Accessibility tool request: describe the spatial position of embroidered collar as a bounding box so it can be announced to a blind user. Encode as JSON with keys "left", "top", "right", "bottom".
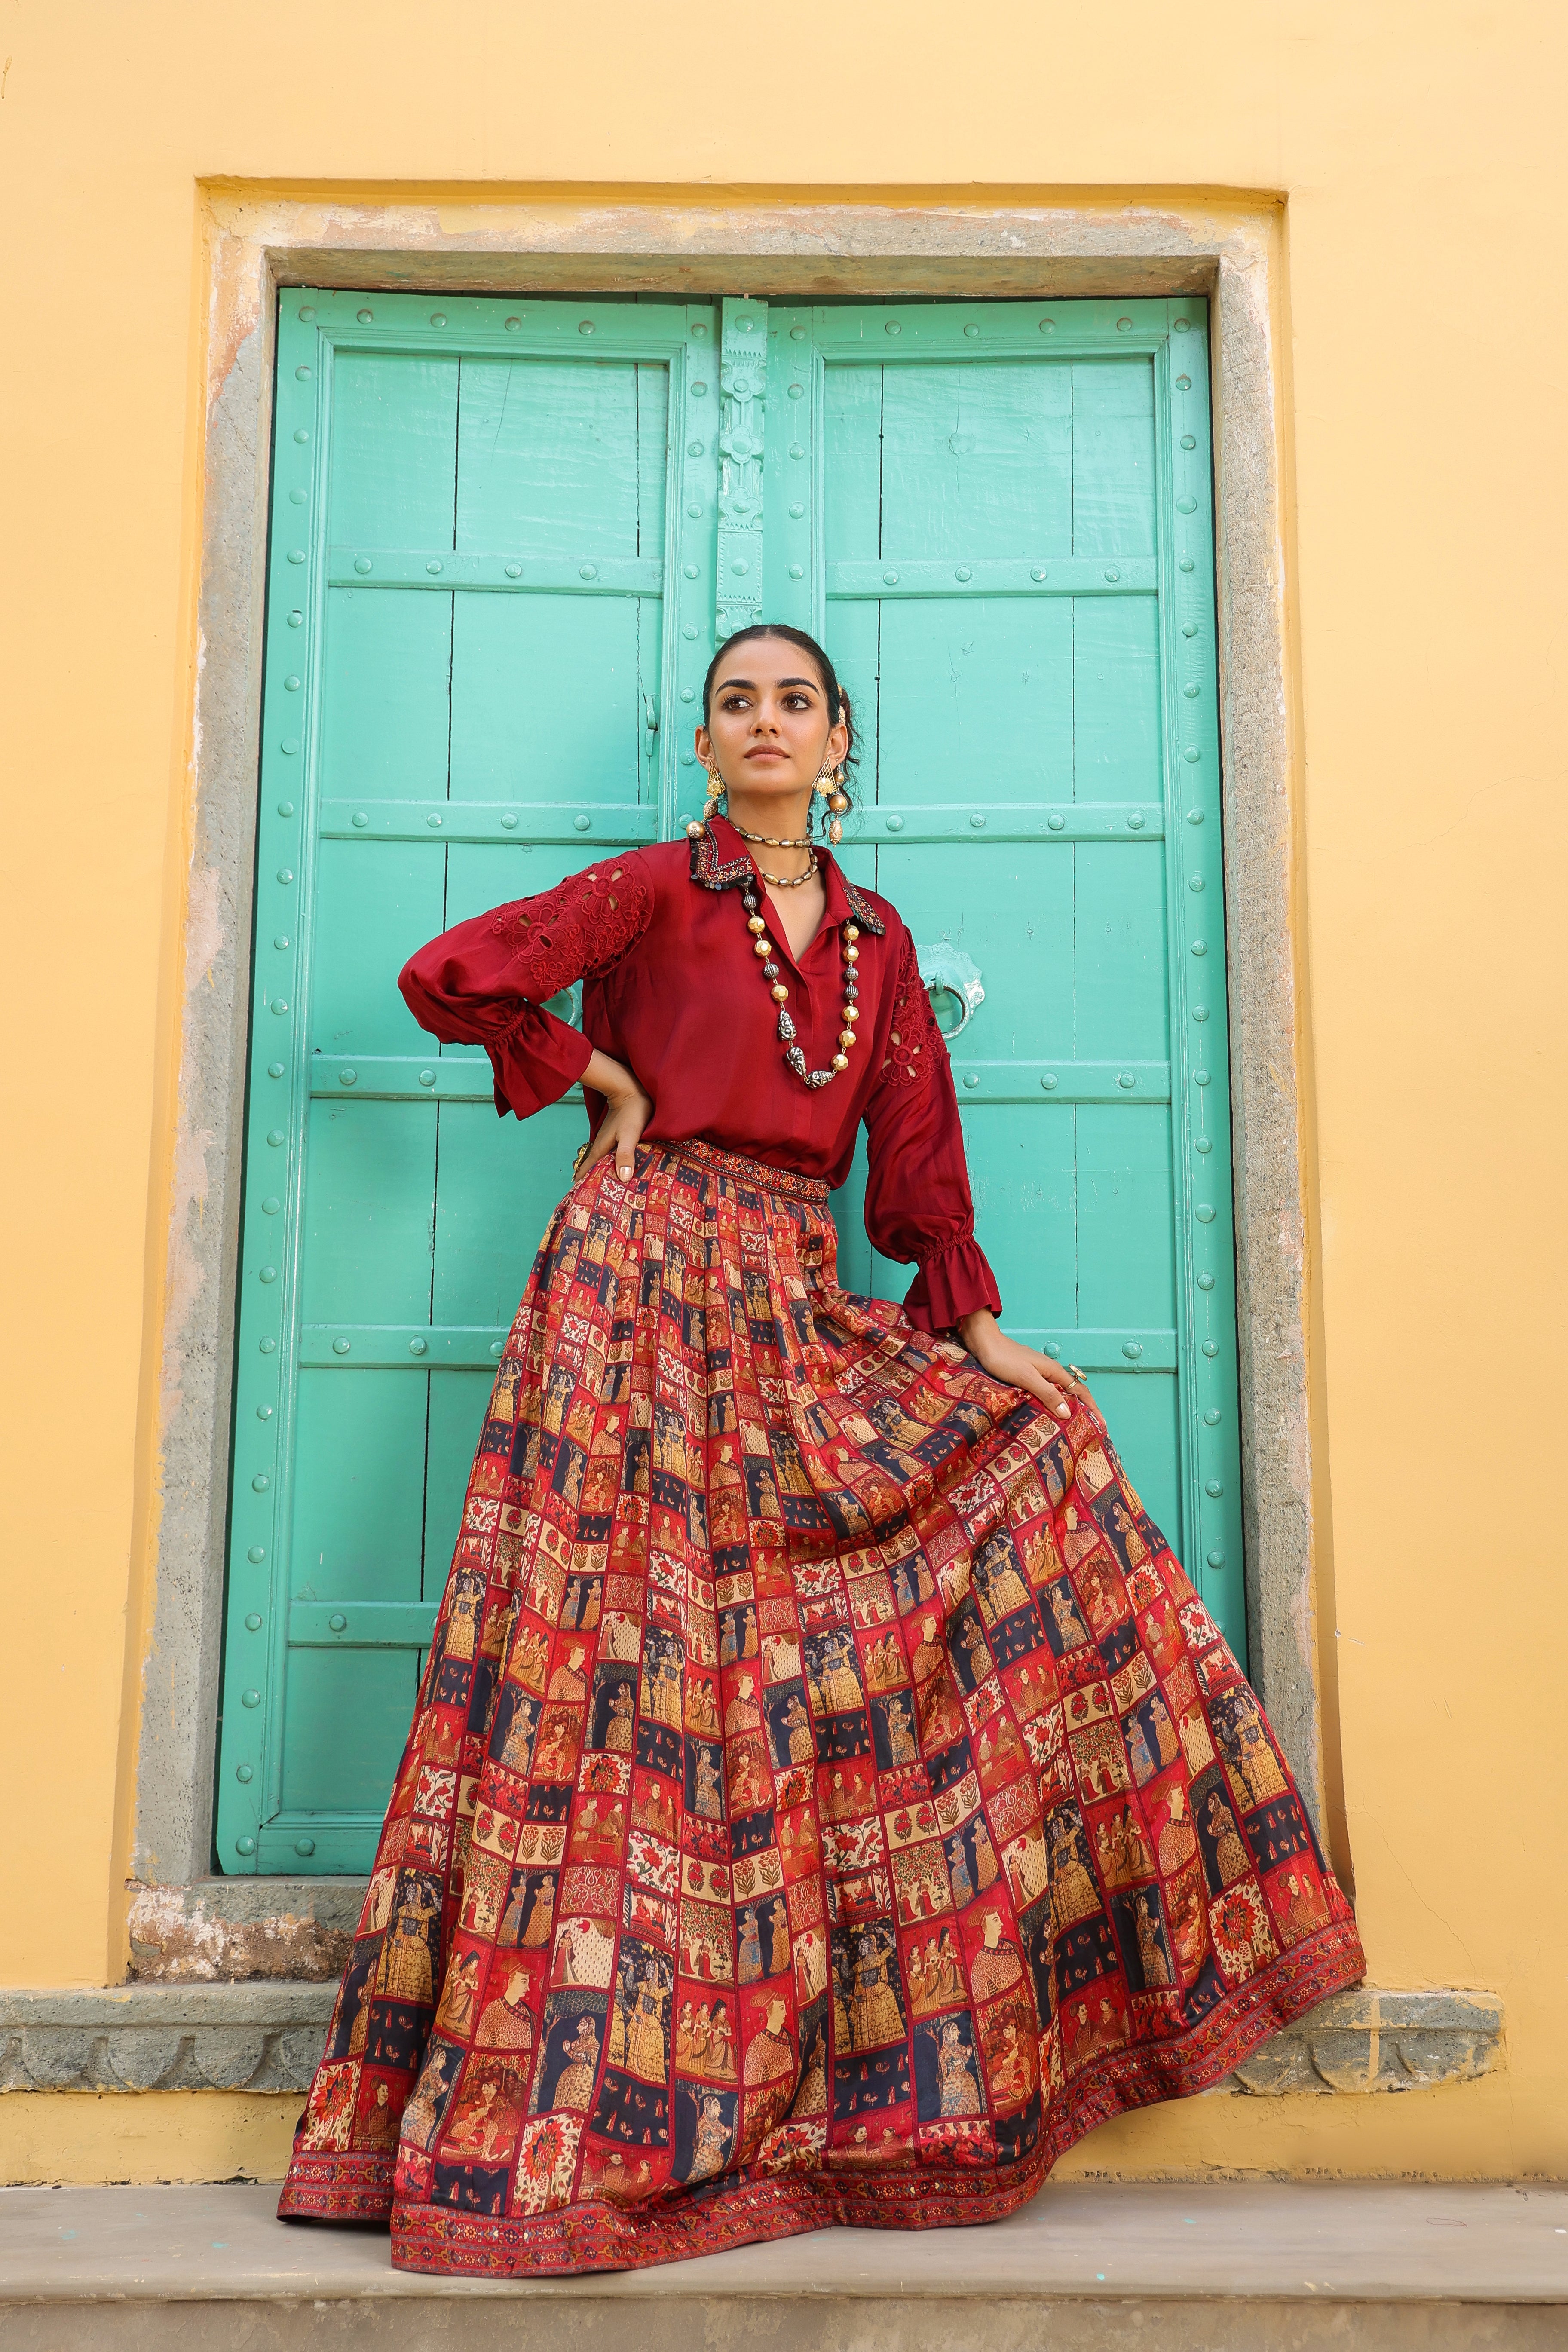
{"left": 687, "top": 817, "right": 885, "bottom": 936}
{"left": 687, "top": 818, "right": 753, "bottom": 892}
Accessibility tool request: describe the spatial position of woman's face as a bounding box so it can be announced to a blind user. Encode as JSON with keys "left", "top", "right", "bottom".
{"left": 695, "top": 637, "right": 848, "bottom": 805}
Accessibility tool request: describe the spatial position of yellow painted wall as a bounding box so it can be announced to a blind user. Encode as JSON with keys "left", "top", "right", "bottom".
{"left": 2, "top": 0, "right": 1564, "bottom": 2182}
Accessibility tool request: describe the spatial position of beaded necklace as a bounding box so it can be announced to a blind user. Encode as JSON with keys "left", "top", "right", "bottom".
{"left": 753, "top": 851, "right": 820, "bottom": 889}
{"left": 726, "top": 821, "right": 813, "bottom": 849}
{"left": 726, "top": 821, "right": 820, "bottom": 890}
{"left": 742, "top": 875, "right": 861, "bottom": 1090}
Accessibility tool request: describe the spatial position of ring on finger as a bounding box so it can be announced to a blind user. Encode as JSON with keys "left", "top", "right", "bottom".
{"left": 1068, "top": 1365, "right": 1087, "bottom": 1384}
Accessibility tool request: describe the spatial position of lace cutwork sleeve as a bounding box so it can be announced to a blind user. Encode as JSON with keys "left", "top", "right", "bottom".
{"left": 489, "top": 858, "right": 654, "bottom": 992}
{"left": 400, "top": 855, "right": 654, "bottom": 1121}
{"left": 878, "top": 932, "right": 947, "bottom": 1088}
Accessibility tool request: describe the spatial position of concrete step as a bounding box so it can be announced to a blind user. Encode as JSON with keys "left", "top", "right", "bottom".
{"left": 1, "top": 2179, "right": 1564, "bottom": 2350}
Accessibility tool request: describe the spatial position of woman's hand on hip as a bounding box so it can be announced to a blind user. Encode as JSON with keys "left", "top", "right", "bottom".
{"left": 956, "top": 1310, "right": 1095, "bottom": 1423}
{"left": 578, "top": 1051, "right": 652, "bottom": 1182}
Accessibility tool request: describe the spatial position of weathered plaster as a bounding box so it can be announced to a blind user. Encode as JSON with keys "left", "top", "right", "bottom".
{"left": 126, "top": 1880, "right": 361, "bottom": 1984}
{"left": 133, "top": 189, "right": 1324, "bottom": 1943}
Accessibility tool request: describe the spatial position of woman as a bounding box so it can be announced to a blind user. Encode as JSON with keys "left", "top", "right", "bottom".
{"left": 280, "top": 623, "right": 1364, "bottom": 2274}
{"left": 935, "top": 2018, "right": 983, "bottom": 2117}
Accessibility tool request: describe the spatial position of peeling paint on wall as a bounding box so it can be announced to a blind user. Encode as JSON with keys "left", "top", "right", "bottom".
{"left": 126, "top": 1881, "right": 362, "bottom": 1984}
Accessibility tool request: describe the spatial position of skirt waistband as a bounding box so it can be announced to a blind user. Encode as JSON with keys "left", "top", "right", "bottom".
{"left": 654, "top": 1136, "right": 831, "bottom": 1207}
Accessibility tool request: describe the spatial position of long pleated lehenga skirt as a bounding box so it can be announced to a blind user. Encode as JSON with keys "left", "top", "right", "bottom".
{"left": 279, "top": 1137, "right": 1364, "bottom": 2274}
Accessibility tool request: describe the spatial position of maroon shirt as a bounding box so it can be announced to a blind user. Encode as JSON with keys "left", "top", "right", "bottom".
{"left": 399, "top": 815, "right": 1002, "bottom": 1328}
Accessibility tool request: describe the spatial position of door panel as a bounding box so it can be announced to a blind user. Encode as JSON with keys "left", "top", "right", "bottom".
{"left": 1070, "top": 358, "right": 1157, "bottom": 554}
{"left": 329, "top": 352, "right": 461, "bottom": 544}
{"left": 879, "top": 361, "right": 1074, "bottom": 555}
{"left": 217, "top": 291, "right": 719, "bottom": 1874}
{"left": 309, "top": 842, "right": 447, "bottom": 1053}
{"left": 297, "top": 1098, "right": 438, "bottom": 1323}
{"left": 288, "top": 1368, "right": 428, "bottom": 1611}
{"left": 449, "top": 596, "right": 649, "bottom": 805}
{"left": 432, "top": 1102, "right": 568, "bottom": 1328}
{"left": 320, "top": 592, "right": 454, "bottom": 796}
{"left": 876, "top": 601, "right": 1076, "bottom": 799}
{"left": 457, "top": 359, "right": 640, "bottom": 548}
{"left": 877, "top": 842, "right": 1078, "bottom": 1056}
{"left": 1075, "top": 600, "right": 1162, "bottom": 797}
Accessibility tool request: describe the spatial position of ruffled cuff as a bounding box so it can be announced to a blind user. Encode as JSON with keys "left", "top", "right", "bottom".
{"left": 903, "top": 1234, "right": 1002, "bottom": 1331}
{"left": 487, "top": 1002, "right": 594, "bottom": 1121}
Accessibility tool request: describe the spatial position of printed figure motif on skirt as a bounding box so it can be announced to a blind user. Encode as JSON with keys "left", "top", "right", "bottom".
{"left": 280, "top": 1138, "right": 1364, "bottom": 2274}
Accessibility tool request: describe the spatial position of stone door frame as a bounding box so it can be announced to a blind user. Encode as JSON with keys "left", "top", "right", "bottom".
{"left": 130, "top": 186, "right": 1342, "bottom": 1960}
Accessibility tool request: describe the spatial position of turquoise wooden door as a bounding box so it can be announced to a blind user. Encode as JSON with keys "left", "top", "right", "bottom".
{"left": 219, "top": 289, "right": 1241, "bottom": 1875}
{"left": 217, "top": 291, "right": 720, "bottom": 1873}
{"left": 749, "top": 295, "right": 1242, "bottom": 1657}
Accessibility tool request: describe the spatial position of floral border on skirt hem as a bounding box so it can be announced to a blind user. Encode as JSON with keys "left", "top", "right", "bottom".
{"left": 279, "top": 1913, "right": 1364, "bottom": 2274}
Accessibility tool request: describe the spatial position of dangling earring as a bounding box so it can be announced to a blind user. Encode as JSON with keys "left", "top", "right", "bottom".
{"left": 813, "top": 764, "right": 838, "bottom": 845}
{"left": 704, "top": 763, "right": 727, "bottom": 821}
{"left": 826, "top": 766, "right": 850, "bottom": 848}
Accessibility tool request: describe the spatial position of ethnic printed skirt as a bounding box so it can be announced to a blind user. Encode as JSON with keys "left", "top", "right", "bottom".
{"left": 278, "top": 1137, "right": 1364, "bottom": 2274}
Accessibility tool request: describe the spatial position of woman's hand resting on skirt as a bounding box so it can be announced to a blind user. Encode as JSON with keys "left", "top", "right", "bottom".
{"left": 956, "top": 1310, "right": 1096, "bottom": 1423}
{"left": 573, "top": 1078, "right": 1090, "bottom": 1431}
{"left": 578, "top": 1051, "right": 653, "bottom": 1183}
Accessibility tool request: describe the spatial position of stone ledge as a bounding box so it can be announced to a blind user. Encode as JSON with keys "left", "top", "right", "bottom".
{"left": 0, "top": 1984, "right": 336, "bottom": 2095}
{"left": 1211, "top": 1989, "right": 1505, "bottom": 2095}
{"left": 0, "top": 1984, "right": 1502, "bottom": 2098}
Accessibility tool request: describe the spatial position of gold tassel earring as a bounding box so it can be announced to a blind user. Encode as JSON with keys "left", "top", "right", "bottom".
{"left": 813, "top": 765, "right": 841, "bottom": 845}
{"left": 703, "top": 763, "right": 727, "bottom": 821}
{"left": 826, "top": 767, "right": 850, "bottom": 847}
